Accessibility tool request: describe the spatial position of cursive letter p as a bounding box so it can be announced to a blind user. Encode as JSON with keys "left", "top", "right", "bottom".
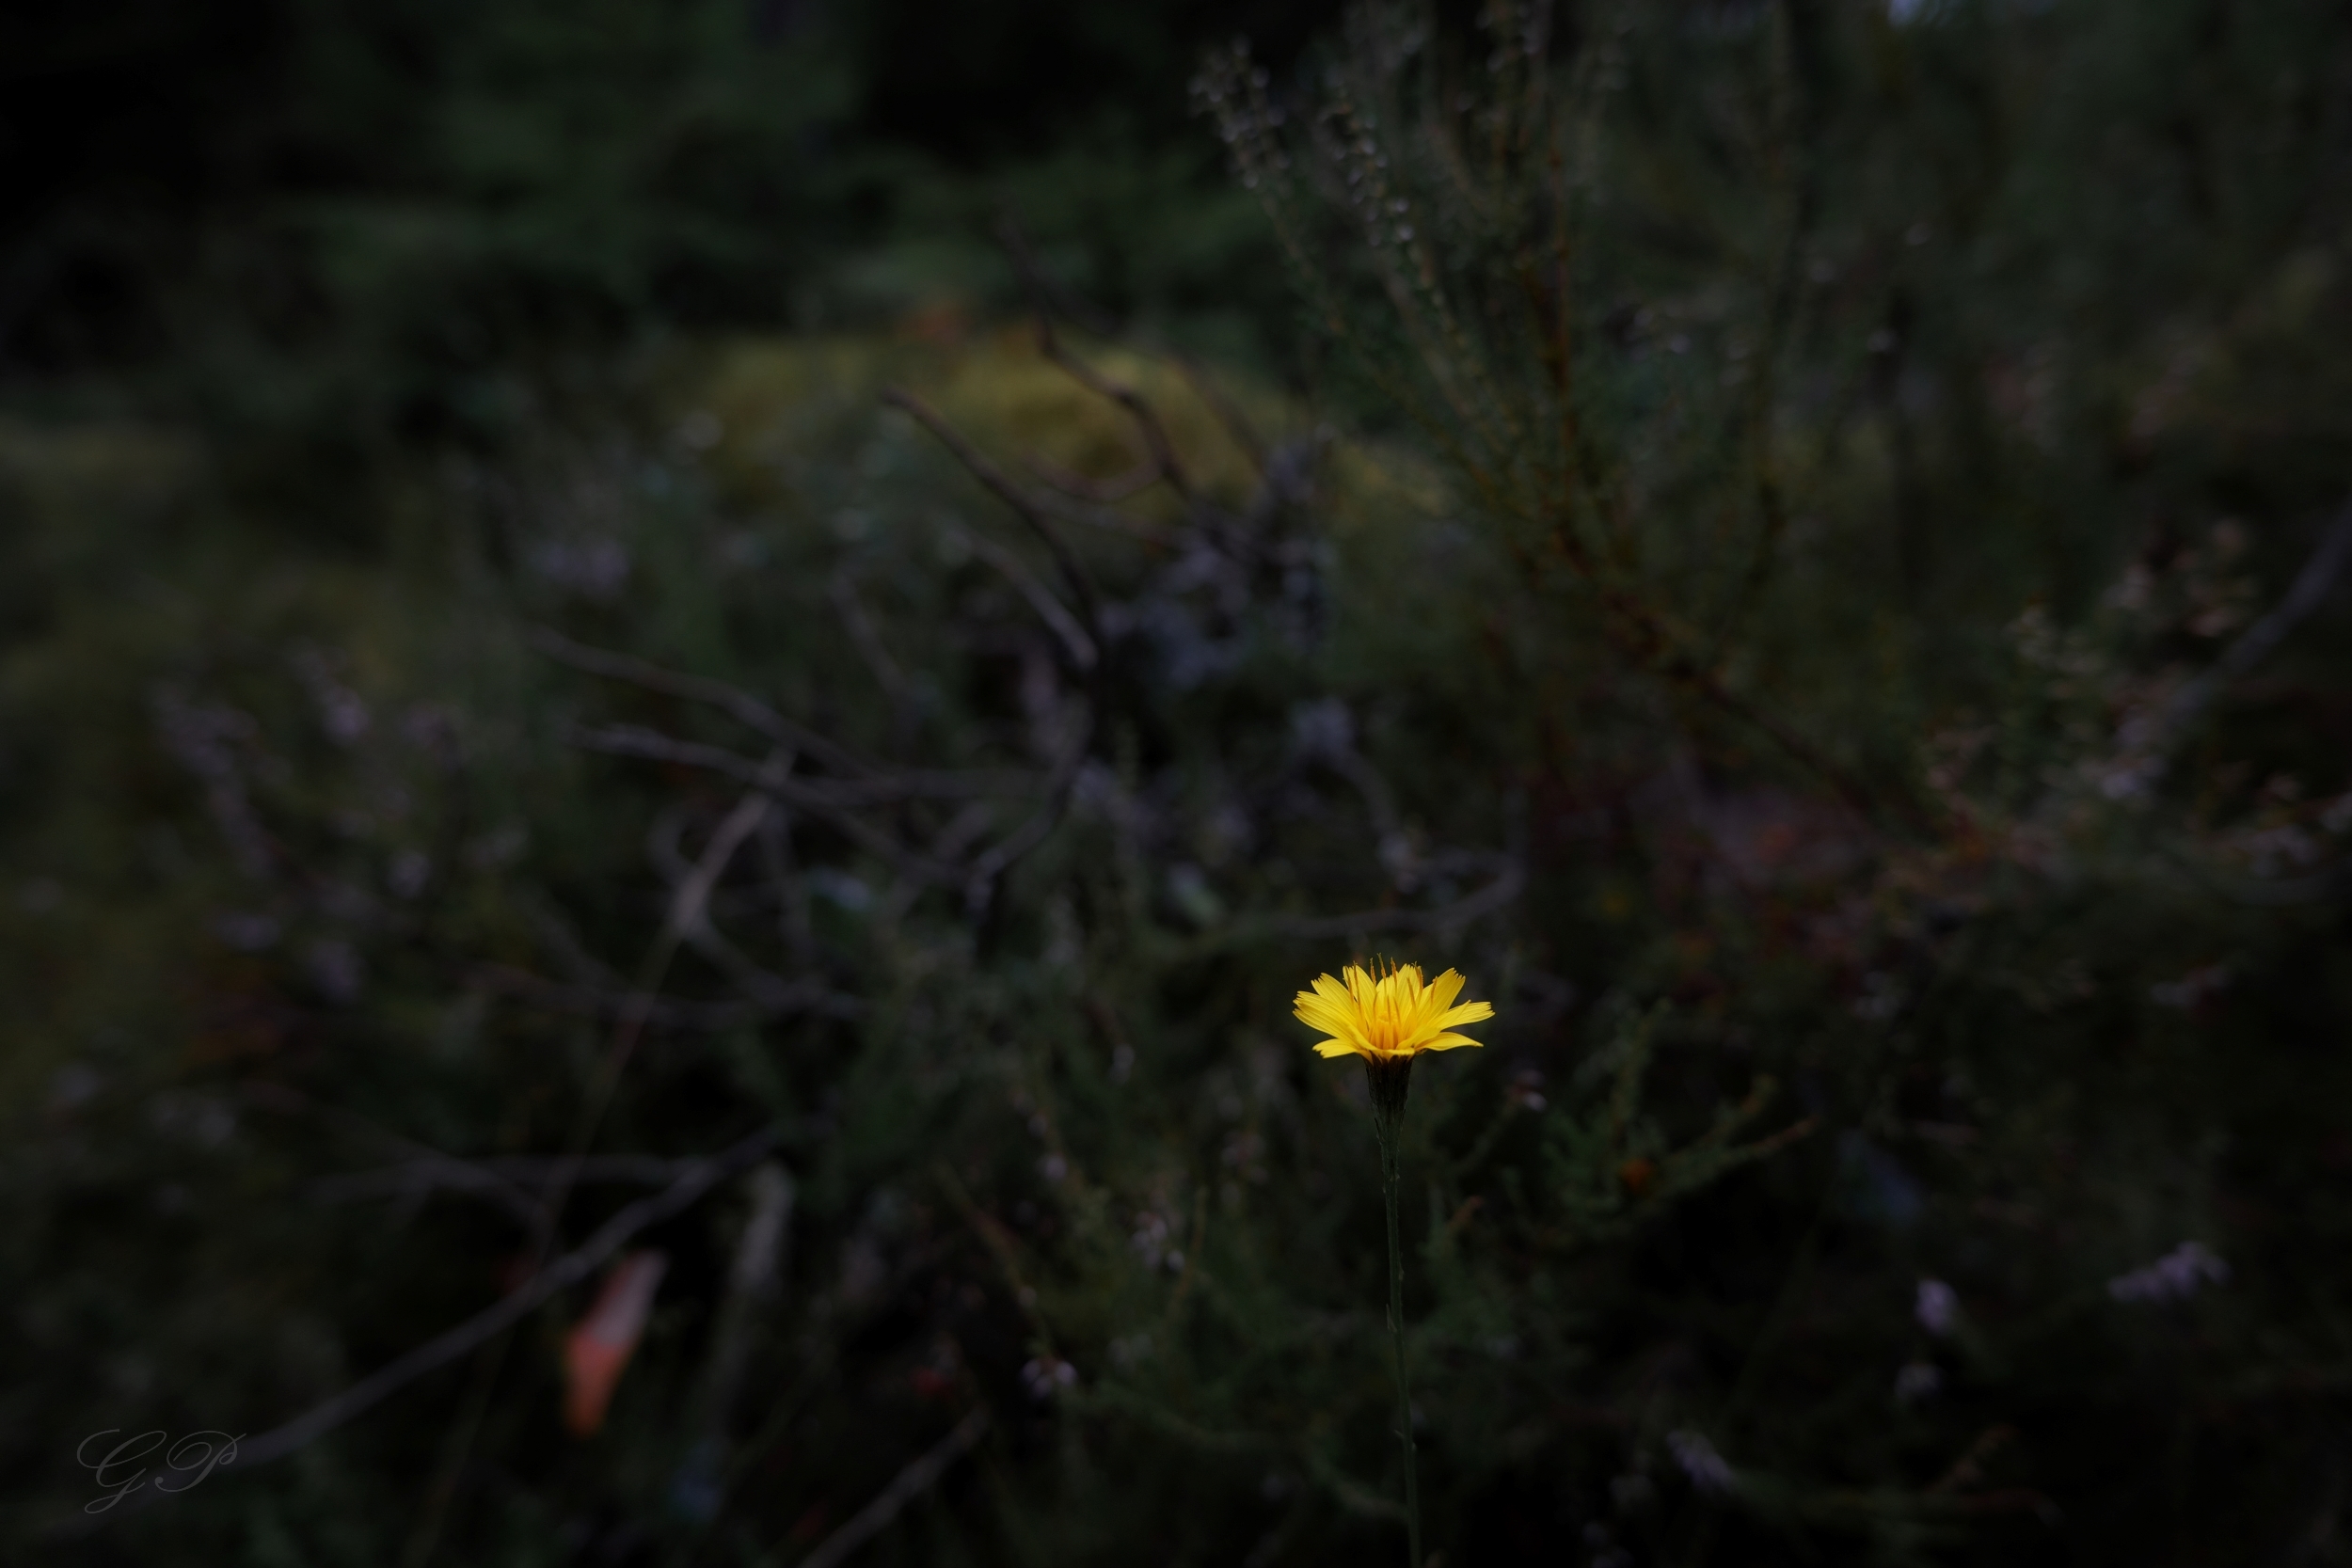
{"left": 158, "top": 1432, "right": 244, "bottom": 1495}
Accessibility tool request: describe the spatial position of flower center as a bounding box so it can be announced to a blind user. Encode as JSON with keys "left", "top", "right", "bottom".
{"left": 1365, "top": 980, "right": 1409, "bottom": 1053}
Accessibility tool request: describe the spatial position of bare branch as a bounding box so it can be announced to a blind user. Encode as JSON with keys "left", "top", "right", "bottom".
{"left": 564, "top": 724, "right": 1000, "bottom": 887}
{"left": 1028, "top": 483, "right": 1188, "bottom": 547}
{"left": 636, "top": 765, "right": 837, "bottom": 1015}
{"left": 758, "top": 807, "right": 818, "bottom": 967}
{"left": 945, "top": 519, "right": 1097, "bottom": 670}
{"left": 795, "top": 1407, "right": 992, "bottom": 1568}
{"left": 682, "top": 1162, "right": 794, "bottom": 1488}
{"left": 1081, "top": 1382, "right": 1405, "bottom": 1524}
{"left": 308, "top": 1157, "right": 544, "bottom": 1227}
{"left": 829, "top": 563, "right": 910, "bottom": 700}
{"left": 472, "top": 961, "right": 864, "bottom": 1026}
{"left": 1267, "top": 858, "right": 1525, "bottom": 941}
{"left": 1028, "top": 323, "right": 1200, "bottom": 508}
{"left": 882, "top": 386, "right": 1104, "bottom": 652}
{"left": 681, "top": 918, "right": 853, "bottom": 1015}
{"left": 666, "top": 786, "right": 776, "bottom": 942}
{"left": 1025, "top": 451, "right": 1161, "bottom": 505}
{"left": 2151, "top": 495, "right": 2352, "bottom": 751}
{"left": 1168, "top": 353, "right": 1272, "bottom": 474}
{"left": 996, "top": 211, "right": 1272, "bottom": 472}
{"left": 249, "top": 1087, "right": 552, "bottom": 1228}
{"left": 64, "top": 1129, "right": 783, "bottom": 1532}
{"left": 529, "top": 626, "right": 880, "bottom": 781}
{"left": 961, "top": 700, "right": 1093, "bottom": 903}
{"left": 1186, "top": 859, "right": 1526, "bottom": 953}
{"left": 569, "top": 724, "right": 1030, "bottom": 806}
{"left": 311, "top": 1153, "right": 701, "bottom": 1213}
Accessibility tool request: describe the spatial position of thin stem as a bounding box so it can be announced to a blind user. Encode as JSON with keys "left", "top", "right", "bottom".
{"left": 1377, "top": 1121, "right": 1423, "bottom": 1568}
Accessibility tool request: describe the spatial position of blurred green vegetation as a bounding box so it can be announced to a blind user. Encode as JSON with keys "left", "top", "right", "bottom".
{"left": 8, "top": 1, "right": 2352, "bottom": 1565}
{"left": 0, "top": 0, "right": 1329, "bottom": 454}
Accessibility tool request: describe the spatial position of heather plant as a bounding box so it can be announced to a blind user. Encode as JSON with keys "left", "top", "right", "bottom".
{"left": 8, "top": 0, "right": 2352, "bottom": 1564}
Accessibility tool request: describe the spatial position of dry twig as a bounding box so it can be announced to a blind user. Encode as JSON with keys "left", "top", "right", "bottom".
{"left": 793, "top": 1408, "right": 992, "bottom": 1568}
{"left": 60, "top": 1128, "right": 782, "bottom": 1533}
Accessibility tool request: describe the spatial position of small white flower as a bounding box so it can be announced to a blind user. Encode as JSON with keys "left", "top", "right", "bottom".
{"left": 1915, "top": 1278, "right": 1961, "bottom": 1337}
{"left": 1020, "top": 1356, "right": 1078, "bottom": 1401}
{"left": 2109, "top": 1241, "right": 2229, "bottom": 1304}
{"left": 1666, "top": 1430, "right": 1736, "bottom": 1496}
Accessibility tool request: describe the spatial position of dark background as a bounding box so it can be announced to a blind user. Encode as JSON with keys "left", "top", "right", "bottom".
{"left": 8, "top": 1, "right": 2352, "bottom": 1564}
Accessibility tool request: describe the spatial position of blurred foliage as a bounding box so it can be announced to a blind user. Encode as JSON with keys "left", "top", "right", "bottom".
{"left": 0, "top": 0, "right": 1328, "bottom": 467}
{"left": 8, "top": 0, "right": 2352, "bottom": 1565}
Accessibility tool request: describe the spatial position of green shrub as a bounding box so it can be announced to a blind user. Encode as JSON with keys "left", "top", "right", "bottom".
{"left": 9, "top": 2, "right": 2352, "bottom": 1564}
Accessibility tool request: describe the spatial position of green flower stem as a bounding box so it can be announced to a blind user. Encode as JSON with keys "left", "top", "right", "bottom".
{"left": 1377, "top": 1117, "right": 1423, "bottom": 1568}
{"left": 1364, "top": 1052, "right": 1422, "bottom": 1568}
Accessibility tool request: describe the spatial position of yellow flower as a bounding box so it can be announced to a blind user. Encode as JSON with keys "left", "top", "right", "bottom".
{"left": 1294, "top": 960, "right": 1495, "bottom": 1062}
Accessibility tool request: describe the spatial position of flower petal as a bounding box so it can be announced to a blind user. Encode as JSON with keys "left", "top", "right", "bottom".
{"left": 1417, "top": 1031, "right": 1485, "bottom": 1052}
{"left": 1311, "top": 1038, "right": 1362, "bottom": 1058}
{"left": 1295, "top": 999, "right": 1368, "bottom": 1051}
{"left": 1422, "top": 966, "right": 1466, "bottom": 1013}
{"left": 1298, "top": 1020, "right": 1374, "bottom": 1053}
{"left": 1399, "top": 967, "right": 1465, "bottom": 1039}
{"left": 1291, "top": 993, "right": 1343, "bottom": 1027}
{"left": 1436, "top": 999, "right": 1495, "bottom": 1030}
{"left": 1312, "top": 973, "right": 1359, "bottom": 1009}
